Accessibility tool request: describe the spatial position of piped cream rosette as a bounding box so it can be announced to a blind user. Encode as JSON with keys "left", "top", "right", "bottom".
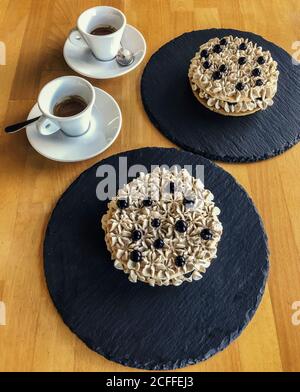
{"left": 101, "top": 167, "right": 223, "bottom": 287}
{"left": 188, "top": 35, "right": 279, "bottom": 116}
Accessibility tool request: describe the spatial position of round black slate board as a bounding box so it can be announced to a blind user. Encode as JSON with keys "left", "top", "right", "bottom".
{"left": 44, "top": 147, "right": 269, "bottom": 370}
{"left": 141, "top": 29, "right": 300, "bottom": 162}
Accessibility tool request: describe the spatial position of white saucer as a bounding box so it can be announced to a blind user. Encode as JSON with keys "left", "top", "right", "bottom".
{"left": 63, "top": 24, "right": 146, "bottom": 79}
{"left": 26, "top": 87, "right": 122, "bottom": 162}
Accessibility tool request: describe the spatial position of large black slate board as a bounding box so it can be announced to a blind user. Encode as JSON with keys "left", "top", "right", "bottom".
{"left": 44, "top": 147, "right": 269, "bottom": 370}
{"left": 141, "top": 29, "right": 300, "bottom": 162}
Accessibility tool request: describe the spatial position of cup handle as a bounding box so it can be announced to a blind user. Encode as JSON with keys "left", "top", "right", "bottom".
{"left": 36, "top": 116, "right": 60, "bottom": 136}
{"left": 68, "top": 28, "right": 88, "bottom": 48}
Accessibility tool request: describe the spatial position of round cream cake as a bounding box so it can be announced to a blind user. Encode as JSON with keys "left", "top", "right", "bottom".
{"left": 188, "top": 35, "right": 279, "bottom": 116}
{"left": 101, "top": 167, "right": 223, "bottom": 287}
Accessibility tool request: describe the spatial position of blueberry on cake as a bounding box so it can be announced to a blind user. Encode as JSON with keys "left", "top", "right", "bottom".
{"left": 188, "top": 36, "right": 279, "bottom": 116}
{"left": 101, "top": 167, "right": 223, "bottom": 287}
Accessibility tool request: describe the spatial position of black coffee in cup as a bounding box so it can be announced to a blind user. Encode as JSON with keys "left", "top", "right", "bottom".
{"left": 90, "top": 25, "right": 117, "bottom": 35}
{"left": 53, "top": 96, "right": 87, "bottom": 117}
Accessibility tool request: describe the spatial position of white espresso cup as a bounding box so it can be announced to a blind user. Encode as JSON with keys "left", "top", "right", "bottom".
{"left": 37, "top": 76, "right": 95, "bottom": 137}
{"left": 69, "top": 6, "right": 126, "bottom": 61}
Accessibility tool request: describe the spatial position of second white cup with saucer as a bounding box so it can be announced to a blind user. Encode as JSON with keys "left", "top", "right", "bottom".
{"left": 27, "top": 75, "right": 122, "bottom": 162}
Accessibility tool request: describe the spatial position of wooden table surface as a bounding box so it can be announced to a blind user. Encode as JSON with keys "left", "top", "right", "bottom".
{"left": 0, "top": 0, "right": 300, "bottom": 372}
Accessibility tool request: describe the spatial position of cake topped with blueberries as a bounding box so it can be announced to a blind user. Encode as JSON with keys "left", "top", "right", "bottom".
{"left": 188, "top": 35, "right": 279, "bottom": 116}
{"left": 101, "top": 167, "right": 223, "bottom": 287}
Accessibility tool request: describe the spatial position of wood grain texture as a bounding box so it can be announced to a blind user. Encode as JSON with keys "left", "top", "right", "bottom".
{"left": 0, "top": 0, "right": 299, "bottom": 372}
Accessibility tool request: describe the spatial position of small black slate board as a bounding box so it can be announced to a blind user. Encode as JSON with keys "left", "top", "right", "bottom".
{"left": 44, "top": 147, "right": 269, "bottom": 370}
{"left": 141, "top": 29, "right": 300, "bottom": 162}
